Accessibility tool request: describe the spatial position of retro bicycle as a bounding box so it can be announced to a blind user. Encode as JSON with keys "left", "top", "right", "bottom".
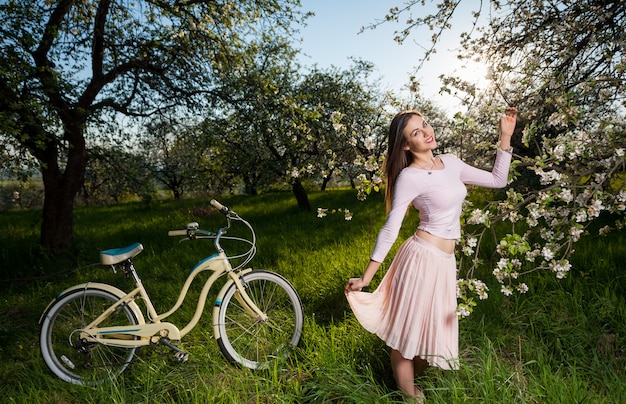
{"left": 39, "top": 200, "right": 304, "bottom": 386}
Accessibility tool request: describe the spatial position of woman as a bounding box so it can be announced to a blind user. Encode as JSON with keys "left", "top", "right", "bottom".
{"left": 345, "top": 107, "right": 518, "bottom": 400}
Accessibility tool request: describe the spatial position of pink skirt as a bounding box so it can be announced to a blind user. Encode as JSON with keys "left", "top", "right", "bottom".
{"left": 346, "top": 235, "right": 459, "bottom": 370}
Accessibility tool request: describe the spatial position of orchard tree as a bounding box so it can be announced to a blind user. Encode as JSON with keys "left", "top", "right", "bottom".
{"left": 353, "top": 0, "right": 626, "bottom": 315}
{"left": 0, "top": 0, "right": 304, "bottom": 254}
{"left": 139, "top": 117, "right": 229, "bottom": 199}
{"left": 209, "top": 37, "right": 392, "bottom": 210}
{"left": 206, "top": 37, "right": 309, "bottom": 202}
{"left": 453, "top": 0, "right": 625, "bottom": 313}
{"left": 295, "top": 61, "right": 389, "bottom": 193}
{"left": 83, "top": 144, "right": 154, "bottom": 204}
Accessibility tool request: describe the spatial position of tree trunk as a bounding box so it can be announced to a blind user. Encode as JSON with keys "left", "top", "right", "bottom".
{"left": 292, "top": 179, "right": 311, "bottom": 211}
{"left": 40, "top": 129, "right": 88, "bottom": 254}
{"left": 320, "top": 167, "right": 334, "bottom": 191}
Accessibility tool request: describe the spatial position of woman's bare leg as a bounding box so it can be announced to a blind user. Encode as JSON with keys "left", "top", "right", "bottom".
{"left": 390, "top": 349, "right": 424, "bottom": 401}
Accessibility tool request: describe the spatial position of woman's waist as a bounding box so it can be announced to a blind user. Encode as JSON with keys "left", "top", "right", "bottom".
{"left": 415, "top": 229, "right": 456, "bottom": 254}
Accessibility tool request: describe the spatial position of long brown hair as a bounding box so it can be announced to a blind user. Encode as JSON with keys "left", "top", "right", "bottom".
{"left": 383, "top": 110, "right": 423, "bottom": 212}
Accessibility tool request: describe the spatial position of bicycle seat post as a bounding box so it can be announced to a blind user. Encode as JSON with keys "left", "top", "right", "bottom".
{"left": 123, "top": 259, "right": 141, "bottom": 284}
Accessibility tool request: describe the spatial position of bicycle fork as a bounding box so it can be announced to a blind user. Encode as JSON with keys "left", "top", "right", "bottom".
{"left": 212, "top": 269, "right": 268, "bottom": 338}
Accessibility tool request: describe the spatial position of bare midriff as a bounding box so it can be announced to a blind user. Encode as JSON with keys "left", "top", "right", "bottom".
{"left": 416, "top": 229, "right": 456, "bottom": 254}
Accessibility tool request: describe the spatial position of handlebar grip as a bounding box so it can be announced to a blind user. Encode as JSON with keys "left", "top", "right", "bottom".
{"left": 210, "top": 199, "right": 230, "bottom": 215}
{"left": 168, "top": 229, "right": 188, "bottom": 237}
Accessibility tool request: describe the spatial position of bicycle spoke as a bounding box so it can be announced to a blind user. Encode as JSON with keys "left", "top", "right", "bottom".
{"left": 216, "top": 271, "right": 303, "bottom": 369}
{"left": 40, "top": 288, "right": 139, "bottom": 385}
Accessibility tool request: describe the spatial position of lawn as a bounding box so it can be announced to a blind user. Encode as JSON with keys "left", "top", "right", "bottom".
{"left": 1, "top": 189, "right": 624, "bottom": 403}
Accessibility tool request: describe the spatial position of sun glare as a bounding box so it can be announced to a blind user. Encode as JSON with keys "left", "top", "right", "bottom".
{"left": 455, "top": 59, "right": 492, "bottom": 90}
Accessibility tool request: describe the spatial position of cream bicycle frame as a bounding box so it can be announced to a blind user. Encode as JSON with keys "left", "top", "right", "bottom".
{"left": 76, "top": 251, "right": 267, "bottom": 348}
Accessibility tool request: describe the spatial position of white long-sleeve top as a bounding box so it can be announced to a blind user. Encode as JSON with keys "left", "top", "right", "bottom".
{"left": 370, "top": 150, "right": 512, "bottom": 263}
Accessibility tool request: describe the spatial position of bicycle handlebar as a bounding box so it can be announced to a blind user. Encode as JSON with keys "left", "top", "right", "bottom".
{"left": 167, "top": 229, "right": 188, "bottom": 237}
{"left": 210, "top": 199, "right": 231, "bottom": 215}
{"left": 166, "top": 199, "right": 236, "bottom": 240}
{"left": 167, "top": 200, "right": 256, "bottom": 270}
{"left": 168, "top": 199, "right": 230, "bottom": 237}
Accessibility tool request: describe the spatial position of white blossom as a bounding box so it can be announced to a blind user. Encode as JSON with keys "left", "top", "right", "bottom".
{"left": 575, "top": 209, "right": 588, "bottom": 222}
{"left": 569, "top": 226, "right": 583, "bottom": 242}
{"left": 549, "top": 259, "right": 572, "bottom": 279}
{"left": 462, "top": 246, "right": 474, "bottom": 256}
{"left": 468, "top": 209, "right": 490, "bottom": 224}
{"left": 548, "top": 112, "right": 567, "bottom": 128}
{"left": 552, "top": 144, "right": 566, "bottom": 161}
{"left": 588, "top": 199, "right": 604, "bottom": 217}
{"left": 364, "top": 157, "right": 377, "bottom": 172}
{"left": 516, "top": 283, "right": 529, "bottom": 293}
{"left": 558, "top": 189, "right": 574, "bottom": 203}
{"left": 526, "top": 249, "right": 541, "bottom": 262}
{"left": 472, "top": 279, "right": 489, "bottom": 300}
{"left": 535, "top": 168, "right": 563, "bottom": 185}
{"left": 456, "top": 305, "right": 471, "bottom": 318}
{"left": 540, "top": 228, "right": 554, "bottom": 240}
{"left": 542, "top": 246, "right": 555, "bottom": 261}
{"left": 344, "top": 209, "right": 353, "bottom": 221}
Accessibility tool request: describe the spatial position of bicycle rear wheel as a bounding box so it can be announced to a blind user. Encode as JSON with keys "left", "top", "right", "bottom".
{"left": 40, "top": 288, "right": 139, "bottom": 385}
{"left": 216, "top": 270, "right": 303, "bottom": 369}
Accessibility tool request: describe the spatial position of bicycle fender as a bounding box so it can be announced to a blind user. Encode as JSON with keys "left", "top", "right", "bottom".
{"left": 212, "top": 269, "right": 254, "bottom": 339}
{"left": 39, "top": 282, "right": 146, "bottom": 325}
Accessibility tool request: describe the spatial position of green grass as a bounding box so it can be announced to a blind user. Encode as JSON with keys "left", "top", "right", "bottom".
{"left": 0, "top": 190, "right": 625, "bottom": 403}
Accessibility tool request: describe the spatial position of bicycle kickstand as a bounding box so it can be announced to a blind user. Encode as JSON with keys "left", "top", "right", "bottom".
{"left": 160, "top": 338, "right": 190, "bottom": 363}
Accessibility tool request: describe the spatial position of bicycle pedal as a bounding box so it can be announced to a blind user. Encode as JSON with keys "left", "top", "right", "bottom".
{"left": 160, "top": 338, "right": 190, "bottom": 363}
{"left": 174, "top": 351, "right": 189, "bottom": 363}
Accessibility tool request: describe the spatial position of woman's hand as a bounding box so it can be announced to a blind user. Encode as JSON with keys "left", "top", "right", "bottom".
{"left": 345, "top": 277, "right": 369, "bottom": 294}
{"left": 499, "top": 107, "right": 518, "bottom": 149}
{"left": 345, "top": 260, "right": 380, "bottom": 294}
{"left": 499, "top": 107, "right": 518, "bottom": 138}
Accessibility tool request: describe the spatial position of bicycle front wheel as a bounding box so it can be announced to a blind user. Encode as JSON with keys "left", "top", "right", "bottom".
{"left": 40, "top": 287, "right": 139, "bottom": 385}
{"left": 216, "top": 270, "right": 303, "bottom": 369}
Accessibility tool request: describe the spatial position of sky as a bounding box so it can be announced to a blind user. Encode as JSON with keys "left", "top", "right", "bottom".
{"left": 295, "top": 0, "right": 490, "bottom": 113}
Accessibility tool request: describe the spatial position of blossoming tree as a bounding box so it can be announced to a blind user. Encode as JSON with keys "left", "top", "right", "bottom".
{"left": 330, "top": 0, "right": 625, "bottom": 316}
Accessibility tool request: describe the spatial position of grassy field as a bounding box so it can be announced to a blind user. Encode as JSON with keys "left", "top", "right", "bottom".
{"left": 0, "top": 190, "right": 625, "bottom": 403}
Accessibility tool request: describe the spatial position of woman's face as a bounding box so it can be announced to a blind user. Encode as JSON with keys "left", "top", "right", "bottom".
{"left": 402, "top": 114, "right": 437, "bottom": 153}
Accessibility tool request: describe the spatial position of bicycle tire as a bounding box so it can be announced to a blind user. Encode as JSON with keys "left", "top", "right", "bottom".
{"left": 40, "top": 287, "right": 139, "bottom": 385}
{"left": 216, "top": 270, "right": 303, "bottom": 369}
